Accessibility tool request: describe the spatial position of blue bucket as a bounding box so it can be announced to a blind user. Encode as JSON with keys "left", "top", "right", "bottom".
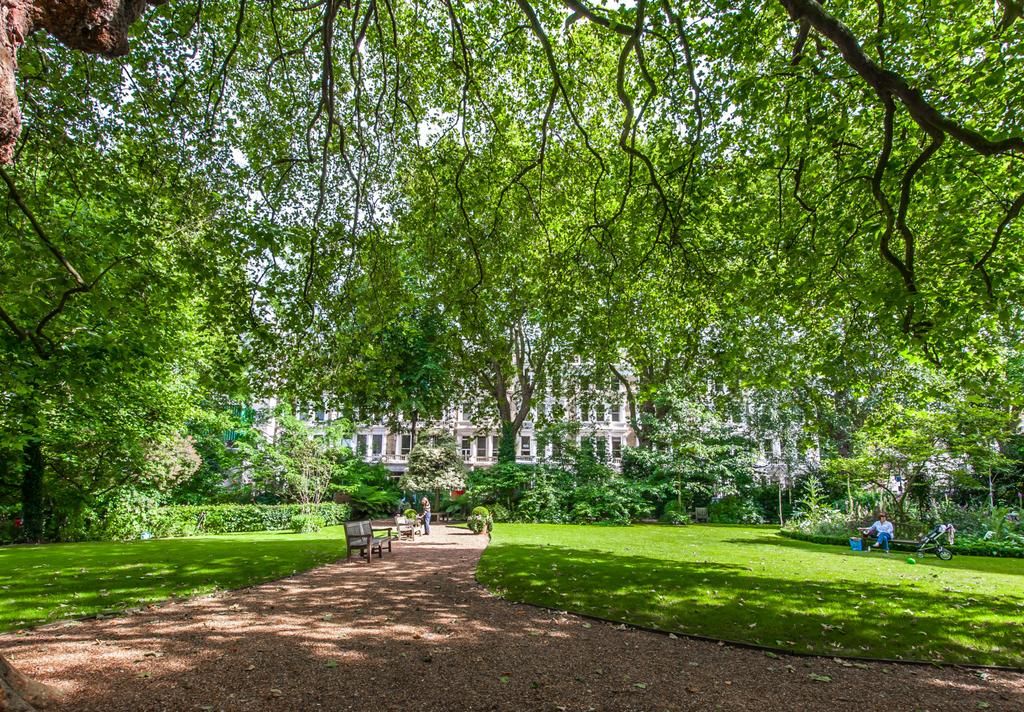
{"left": 849, "top": 537, "right": 863, "bottom": 551}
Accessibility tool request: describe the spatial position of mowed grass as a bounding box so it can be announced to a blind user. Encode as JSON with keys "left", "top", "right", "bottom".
{"left": 476, "top": 524, "right": 1024, "bottom": 667}
{"left": 0, "top": 527, "right": 347, "bottom": 632}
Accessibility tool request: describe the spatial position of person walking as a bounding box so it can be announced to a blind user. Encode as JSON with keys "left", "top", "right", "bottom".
{"left": 421, "top": 496, "right": 432, "bottom": 535}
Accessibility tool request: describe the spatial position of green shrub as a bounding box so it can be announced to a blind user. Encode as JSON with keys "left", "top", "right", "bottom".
{"left": 489, "top": 503, "right": 511, "bottom": 522}
{"left": 707, "top": 495, "right": 764, "bottom": 524}
{"left": 660, "top": 500, "right": 690, "bottom": 524}
{"left": 565, "top": 480, "right": 651, "bottom": 525}
{"left": 346, "top": 483, "right": 399, "bottom": 519}
{"left": 467, "top": 511, "right": 492, "bottom": 534}
{"left": 92, "top": 502, "right": 350, "bottom": 541}
{"left": 471, "top": 506, "right": 490, "bottom": 517}
{"left": 403, "top": 508, "right": 419, "bottom": 520}
{"left": 290, "top": 513, "right": 326, "bottom": 533}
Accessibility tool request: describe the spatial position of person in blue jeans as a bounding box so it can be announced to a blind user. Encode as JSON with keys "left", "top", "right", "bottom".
{"left": 421, "top": 496, "right": 431, "bottom": 535}
{"left": 860, "top": 513, "right": 894, "bottom": 552}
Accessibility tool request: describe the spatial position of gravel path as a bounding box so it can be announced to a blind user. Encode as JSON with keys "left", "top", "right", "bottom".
{"left": 1, "top": 525, "right": 1020, "bottom": 711}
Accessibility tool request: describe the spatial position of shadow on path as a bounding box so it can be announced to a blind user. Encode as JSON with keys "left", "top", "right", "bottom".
{"left": 0, "top": 525, "right": 1020, "bottom": 712}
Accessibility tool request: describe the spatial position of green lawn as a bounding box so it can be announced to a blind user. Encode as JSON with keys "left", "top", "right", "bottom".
{"left": 477, "top": 524, "right": 1024, "bottom": 667}
{"left": 0, "top": 527, "right": 347, "bottom": 632}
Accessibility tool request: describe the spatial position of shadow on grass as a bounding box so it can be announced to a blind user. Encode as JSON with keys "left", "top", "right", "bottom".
{"left": 0, "top": 531, "right": 348, "bottom": 631}
{"left": 477, "top": 541, "right": 1024, "bottom": 667}
{"left": 0, "top": 528, "right": 1020, "bottom": 712}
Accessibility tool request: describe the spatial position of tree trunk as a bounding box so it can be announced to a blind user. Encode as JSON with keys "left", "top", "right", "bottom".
{"left": 497, "top": 421, "right": 517, "bottom": 464}
{"left": 20, "top": 437, "right": 44, "bottom": 543}
{"left": 988, "top": 468, "right": 995, "bottom": 511}
{"left": 0, "top": 652, "right": 62, "bottom": 710}
{"left": 777, "top": 476, "right": 784, "bottom": 526}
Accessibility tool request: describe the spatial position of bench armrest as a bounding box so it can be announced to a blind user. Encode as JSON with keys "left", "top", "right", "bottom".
{"left": 371, "top": 527, "right": 393, "bottom": 537}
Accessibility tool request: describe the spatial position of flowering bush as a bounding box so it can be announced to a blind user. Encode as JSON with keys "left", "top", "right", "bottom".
{"left": 468, "top": 506, "right": 492, "bottom": 534}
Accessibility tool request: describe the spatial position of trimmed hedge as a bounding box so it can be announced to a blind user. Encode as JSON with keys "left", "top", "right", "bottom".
{"left": 100, "top": 503, "right": 351, "bottom": 541}
{"left": 778, "top": 529, "right": 1024, "bottom": 558}
{"left": 290, "top": 513, "right": 326, "bottom": 533}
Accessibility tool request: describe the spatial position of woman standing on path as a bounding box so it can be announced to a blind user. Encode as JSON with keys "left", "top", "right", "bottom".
{"left": 421, "top": 496, "right": 431, "bottom": 535}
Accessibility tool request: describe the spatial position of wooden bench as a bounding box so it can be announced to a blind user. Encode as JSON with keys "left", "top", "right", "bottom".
{"left": 394, "top": 515, "right": 416, "bottom": 541}
{"left": 344, "top": 520, "right": 393, "bottom": 561}
{"left": 692, "top": 507, "right": 709, "bottom": 523}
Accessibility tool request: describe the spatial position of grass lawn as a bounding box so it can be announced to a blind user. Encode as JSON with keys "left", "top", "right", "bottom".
{"left": 0, "top": 527, "right": 347, "bottom": 632}
{"left": 477, "top": 523, "right": 1024, "bottom": 667}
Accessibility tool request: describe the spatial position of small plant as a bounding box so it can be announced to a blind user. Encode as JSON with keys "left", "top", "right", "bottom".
{"left": 403, "top": 508, "right": 419, "bottom": 520}
{"left": 468, "top": 506, "right": 492, "bottom": 534}
{"left": 290, "top": 513, "right": 326, "bottom": 533}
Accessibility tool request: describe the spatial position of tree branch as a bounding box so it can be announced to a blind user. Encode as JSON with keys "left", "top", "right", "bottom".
{"left": 0, "top": 166, "right": 85, "bottom": 286}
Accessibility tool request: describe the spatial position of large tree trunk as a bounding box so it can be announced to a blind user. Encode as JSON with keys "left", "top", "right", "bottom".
{"left": 20, "top": 438, "right": 44, "bottom": 543}
{"left": 0, "top": 653, "right": 62, "bottom": 710}
{"left": 1, "top": 0, "right": 166, "bottom": 162}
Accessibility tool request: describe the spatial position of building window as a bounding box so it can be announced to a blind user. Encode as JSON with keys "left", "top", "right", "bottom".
{"left": 401, "top": 434, "right": 412, "bottom": 456}
{"left": 520, "top": 436, "right": 531, "bottom": 458}
{"left": 476, "top": 436, "right": 487, "bottom": 459}
{"left": 595, "top": 402, "right": 606, "bottom": 421}
{"left": 611, "top": 402, "right": 621, "bottom": 422}
{"left": 461, "top": 436, "right": 472, "bottom": 459}
{"left": 315, "top": 409, "right": 326, "bottom": 422}
{"left": 491, "top": 435, "right": 500, "bottom": 460}
{"left": 595, "top": 437, "right": 607, "bottom": 459}
{"left": 372, "top": 434, "right": 383, "bottom": 456}
{"left": 357, "top": 434, "right": 368, "bottom": 456}
{"left": 611, "top": 436, "right": 622, "bottom": 461}
{"left": 551, "top": 440, "right": 561, "bottom": 459}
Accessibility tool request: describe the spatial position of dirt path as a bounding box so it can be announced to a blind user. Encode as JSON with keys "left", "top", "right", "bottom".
{"left": 0, "top": 525, "right": 1020, "bottom": 711}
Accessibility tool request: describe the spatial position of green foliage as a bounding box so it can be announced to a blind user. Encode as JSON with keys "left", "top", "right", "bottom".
{"left": 466, "top": 463, "right": 536, "bottom": 513}
{"left": 467, "top": 506, "right": 493, "bottom": 534}
{"left": 563, "top": 481, "right": 652, "bottom": 526}
{"left": 403, "top": 508, "right": 418, "bottom": 520}
{"left": 290, "top": 513, "right": 326, "bottom": 533}
{"left": 333, "top": 458, "right": 400, "bottom": 519}
{"left": 90, "top": 502, "right": 350, "bottom": 541}
{"left": 707, "top": 496, "right": 765, "bottom": 525}
{"left": 659, "top": 500, "right": 690, "bottom": 525}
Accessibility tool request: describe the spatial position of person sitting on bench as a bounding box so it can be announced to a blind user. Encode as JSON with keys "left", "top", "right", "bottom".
{"left": 860, "top": 513, "right": 894, "bottom": 552}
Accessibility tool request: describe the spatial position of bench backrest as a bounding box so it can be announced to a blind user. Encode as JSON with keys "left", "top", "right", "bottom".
{"left": 694, "top": 507, "right": 708, "bottom": 520}
{"left": 344, "top": 520, "right": 372, "bottom": 544}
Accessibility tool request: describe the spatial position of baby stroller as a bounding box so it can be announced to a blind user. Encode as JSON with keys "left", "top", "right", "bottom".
{"left": 915, "top": 523, "right": 955, "bottom": 560}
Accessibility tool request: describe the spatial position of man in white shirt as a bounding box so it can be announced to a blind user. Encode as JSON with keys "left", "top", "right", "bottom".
{"left": 860, "top": 513, "right": 894, "bottom": 552}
